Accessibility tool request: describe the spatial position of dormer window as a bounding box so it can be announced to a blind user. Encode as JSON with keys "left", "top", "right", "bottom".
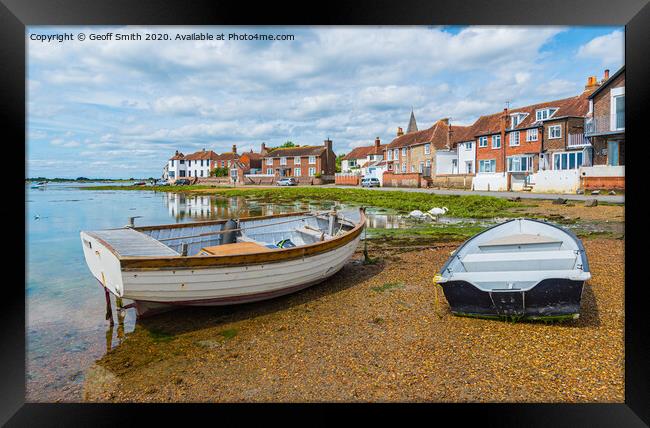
{"left": 535, "top": 108, "right": 558, "bottom": 121}
{"left": 510, "top": 113, "right": 528, "bottom": 128}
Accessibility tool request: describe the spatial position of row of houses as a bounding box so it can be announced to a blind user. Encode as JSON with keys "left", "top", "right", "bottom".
{"left": 163, "top": 139, "right": 337, "bottom": 184}
{"left": 340, "top": 67, "right": 625, "bottom": 192}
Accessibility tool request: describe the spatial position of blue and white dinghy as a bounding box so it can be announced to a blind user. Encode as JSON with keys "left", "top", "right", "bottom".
{"left": 437, "top": 218, "right": 590, "bottom": 320}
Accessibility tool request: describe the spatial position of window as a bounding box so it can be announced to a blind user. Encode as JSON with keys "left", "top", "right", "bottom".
{"left": 479, "top": 159, "right": 496, "bottom": 173}
{"left": 401, "top": 163, "right": 406, "bottom": 173}
{"left": 188, "top": 170, "right": 192, "bottom": 177}
{"left": 200, "top": 170, "right": 204, "bottom": 177}
{"left": 309, "top": 156, "right": 316, "bottom": 164}
{"left": 536, "top": 108, "right": 558, "bottom": 121}
{"left": 419, "top": 162, "right": 424, "bottom": 173}
{"left": 294, "top": 156, "right": 301, "bottom": 164}
{"left": 611, "top": 87, "right": 625, "bottom": 131}
{"left": 188, "top": 160, "right": 192, "bottom": 167}
{"left": 466, "top": 161, "right": 473, "bottom": 173}
{"left": 393, "top": 149, "right": 399, "bottom": 160}
{"left": 387, "top": 150, "right": 393, "bottom": 161}
{"left": 280, "top": 157, "right": 287, "bottom": 165}
{"left": 553, "top": 151, "right": 583, "bottom": 170}
{"left": 478, "top": 136, "right": 488, "bottom": 147}
{"left": 179, "top": 159, "right": 184, "bottom": 164}
{"left": 424, "top": 144, "right": 431, "bottom": 155}
{"left": 411, "top": 165, "right": 415, "bottom": 173}
{"left": 526, "top": 129, "right": 538, "bottom": 142}
{"left": 548, "top": 125, "right": 562, "bottom": 139}
{"left": 465, "top": 142, "right": 472, "bottom": 151}
{"left": 171, "top": 160, "right": 175, "bottom": 167}
{"left": 308, "top": 167, "right": 316, "bottom": 176}
{"left": 509, "top": 131, "right": 520, "bottom": 146}
{"left": 507, "top": 156, "right": 533, "bottom": 172}
{"left": 200, "top": 160, "right": 204, "bottom": 167}
{"left": 294, "top": 168, "right": 301, "bottom": 176}
{"left": 266, "top": 157, "right": 273, "bottom": 165}
{"left": 492, "top": 135, "right": 501, "bottom": 149}
{"left": 266, "top": 168, "right": 273, "bottom": 174}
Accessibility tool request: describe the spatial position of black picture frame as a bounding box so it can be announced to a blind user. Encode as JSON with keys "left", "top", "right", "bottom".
{"left": 3, "top": 0, "right": 648, "bottom": 425}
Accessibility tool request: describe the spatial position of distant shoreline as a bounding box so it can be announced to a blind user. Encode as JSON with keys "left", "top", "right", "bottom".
{"left": 25, "top": 178, "right": 151, "bottom": 182}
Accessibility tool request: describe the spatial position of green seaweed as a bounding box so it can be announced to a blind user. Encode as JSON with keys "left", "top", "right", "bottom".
{"left": 219, "top": 328, "right": 238, "bottom": 340}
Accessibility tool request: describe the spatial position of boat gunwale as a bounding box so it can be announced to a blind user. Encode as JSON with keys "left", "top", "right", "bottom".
{"left": 86, "top": 208, "right": 367, "bottom": 271}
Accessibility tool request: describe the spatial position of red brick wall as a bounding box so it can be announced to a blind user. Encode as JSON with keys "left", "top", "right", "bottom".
{"left": 382, "top": 172, "right": 421, "bottom": 188}
{"left": 264, "top": 156, "right": 322, "bottom": 178}
{"left": 476, "top": 135, "right": 505, "bottom": 172}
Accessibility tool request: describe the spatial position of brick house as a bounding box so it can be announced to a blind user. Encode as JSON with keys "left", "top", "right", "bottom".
{"left": 340, "top": 138, "right": 385, "bottom": 172}
{"left": 472, "top": 81, "right": 595, "bottom": 190}
{"left": 212, "top": 145, "right": 240, "bottom": 171}
{"left": 262, "top": 139, "right": 336, "bottom": 180}
{"left": 585, "top": 66, "right": 625, "bottom": 167}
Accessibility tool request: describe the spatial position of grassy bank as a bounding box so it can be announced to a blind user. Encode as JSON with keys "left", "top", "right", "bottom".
{"left": 82, "top": 185, "right": 523, "bottom": 218}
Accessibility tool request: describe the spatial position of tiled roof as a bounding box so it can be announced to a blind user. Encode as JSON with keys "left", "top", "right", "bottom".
{"left": 214, "top": 152, "right": 240, "bottom": 161}
{"left": 265, "top": 146, "right": 326, "bottom": 157}
{"left": 387, "top": 126, "right": 436, "bottom": 149}
{"left": 170, "top": 152, "right": 185, "bottom": 160}
{"left": 386, "top": 119, "right": 453, "bottom": 151}
{"left": 342, "top": 144, "right": 386, "bottom": 160}
{"left": 184, "top": 150, "right": 220, "bottom": 161}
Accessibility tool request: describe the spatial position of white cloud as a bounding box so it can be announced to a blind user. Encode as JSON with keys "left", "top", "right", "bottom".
{"left": 577, "top": 30, "right": 624, "bottom": 65}
{"left": 26, "top": 25, "right": 623, "bottom": 178}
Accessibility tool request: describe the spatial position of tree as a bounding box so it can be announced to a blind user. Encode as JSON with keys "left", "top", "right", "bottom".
{"left": 335, "top": 153, "right": 345, "bottom": 173}
{"left": 211, "top": 167, "right": 229, "bottom": 177}
{"left": 280, "top": 141, "right": 296, "bottom": 148}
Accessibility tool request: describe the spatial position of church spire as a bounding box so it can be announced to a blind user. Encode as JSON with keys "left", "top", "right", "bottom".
{"left": 407, "top": 108, "right": 418, "bottom": 133}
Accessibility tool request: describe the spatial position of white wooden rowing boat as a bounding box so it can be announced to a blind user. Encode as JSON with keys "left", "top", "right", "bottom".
{"left": 80, "top": 209, "right": 366, "bottom": 316}
{"left": 438, "top": 218, "right": 591, "bottom": 320}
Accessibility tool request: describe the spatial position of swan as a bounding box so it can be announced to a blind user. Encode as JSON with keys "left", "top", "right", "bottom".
{"left": 408, "top": 210, "right": 426, "bottom": 219}
{"left": 428, "top": 207, "right": 448, "bottom": 221}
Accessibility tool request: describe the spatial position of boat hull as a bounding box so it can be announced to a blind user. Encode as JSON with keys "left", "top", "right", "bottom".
{"left": 441, "top": 278, "right": 585, "bottom": 320}
{"left": 121, "top": 235, "right": 361, "bottom": 315}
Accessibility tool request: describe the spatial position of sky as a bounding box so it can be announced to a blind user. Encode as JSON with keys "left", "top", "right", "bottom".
{"left": 26, "top": 26, "right": 624, "bottom": 179}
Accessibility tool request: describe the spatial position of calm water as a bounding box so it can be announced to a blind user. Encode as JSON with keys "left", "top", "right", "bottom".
{"left": 25, "top": 182, "right": 411, "bottom": 401}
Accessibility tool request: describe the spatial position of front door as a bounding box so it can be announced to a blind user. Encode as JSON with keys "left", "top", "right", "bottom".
{"left": 608, "top": 141, "right": 620, "bottom": 166}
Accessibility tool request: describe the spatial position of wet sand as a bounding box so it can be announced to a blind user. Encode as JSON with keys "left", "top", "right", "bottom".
{"left": 84, "top": 237, "right": 624, "bottom": 403}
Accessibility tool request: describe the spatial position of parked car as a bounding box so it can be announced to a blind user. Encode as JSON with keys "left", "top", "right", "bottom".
{"left": 175, "top": 179, "right": 191, "bottom": 186}
{"left": 276, "top": 177, "right": 297, "bottom": 186}
{"left": 361, "top": 177, "right": 381, "bottom": 188}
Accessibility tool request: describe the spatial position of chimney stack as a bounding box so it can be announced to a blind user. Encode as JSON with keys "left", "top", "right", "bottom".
{"left": 584, "top": 75, "right": 599, "bottom": 93}
{"left": 603, "top": 69, "right": 610, "bottom": 81}
{"left": 324, "top": 138, "right": 333, "bottom": 151}
{"left": 397, "top": 127, "right": 404, "bottom": 137}
{"left": 374, "top": 137, "right": 381, "bottom": 149}
{"left": 175, "top": 150, "right": 179, "bottom": 155}
{"left": 260, "top": 142, "right": 267, "bottom": 154}
{"left": 232, "top": 144, "right": 237, "bottom": 154}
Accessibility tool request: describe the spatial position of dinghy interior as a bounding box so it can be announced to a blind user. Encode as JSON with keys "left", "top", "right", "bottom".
{"left": 84, "top": 210, "right": 357, "bottom": 260}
